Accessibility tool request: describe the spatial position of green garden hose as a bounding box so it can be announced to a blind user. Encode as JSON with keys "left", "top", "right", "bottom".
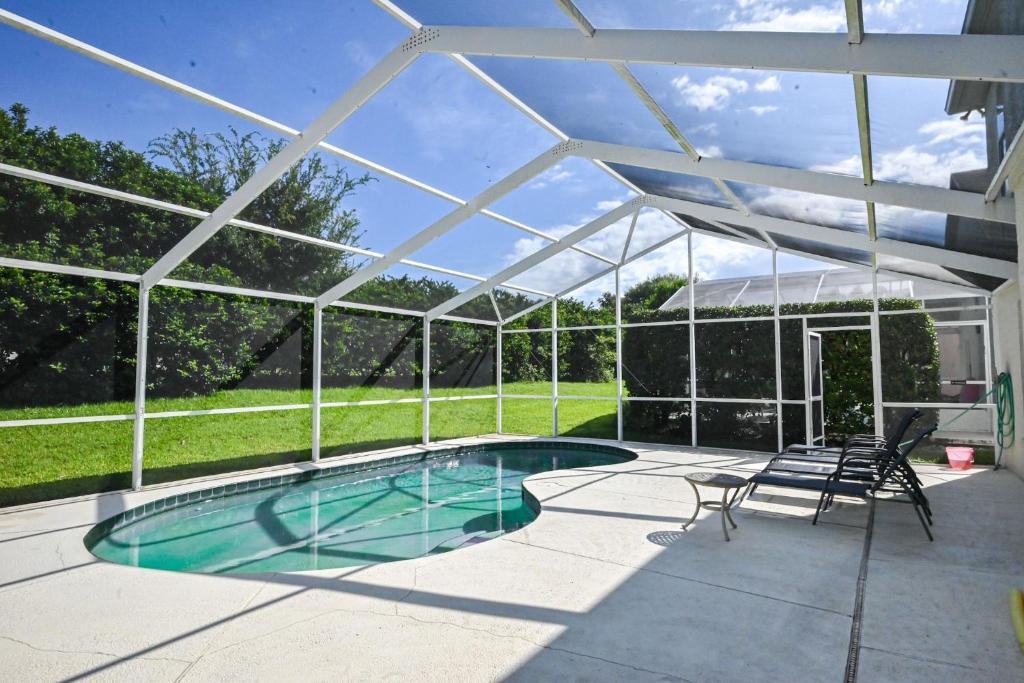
{"left": 994, "top": 372, "right": 1015, "bottom": 470}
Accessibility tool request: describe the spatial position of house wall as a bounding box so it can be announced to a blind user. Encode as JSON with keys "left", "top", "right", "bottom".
{"left": 992, "top": 282, "right": 1024, "bottom": 478}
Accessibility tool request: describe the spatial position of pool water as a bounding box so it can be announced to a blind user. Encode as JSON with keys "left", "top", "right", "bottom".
{"left": 87, "top": 445, "right": 632, "bottom": 574}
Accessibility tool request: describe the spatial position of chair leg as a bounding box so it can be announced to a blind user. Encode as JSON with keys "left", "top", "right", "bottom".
{"left": 682, "top": 480, "right": 702, "bottom": 530}
{"left": 720, "top": 489, "right": 731, "bottom": 542}
{"left": 911, "top": 499, "right": 934, "bottom": 542}
{"left": 812, "top": 490, "right": 827, "bottom": 525}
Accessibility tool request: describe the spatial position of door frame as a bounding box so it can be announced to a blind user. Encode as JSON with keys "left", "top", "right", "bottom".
{"left": 804, "top": 323, "right": 874, "bottom": 445}
{"left": 804, "top": 331, "right": 824, "bottom": 445}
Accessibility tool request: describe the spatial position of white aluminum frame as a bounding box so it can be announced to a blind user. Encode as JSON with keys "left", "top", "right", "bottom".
{"left": 422, "top": 26, "right": 1024, "bottom": 82}
{"left": 0, "top": 4, "right": 1011, "bottom": 494}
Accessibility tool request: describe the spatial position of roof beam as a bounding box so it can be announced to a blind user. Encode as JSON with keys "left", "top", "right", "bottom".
{"left": 141, "top": 35, "right": 422, "bottom": 288}
{"left": 423, "top": 27, "right": 1024, "bottom": 81}
{"left": 502, "top": 225, "right": 693, "bottom": 325}
{"left": 573, "top": 139, "right": 1015, "bottom": 224}
{"left": 554, "top": 0, "right": 595, "bottom": 36}
{"left": 429, "top": 199, "right": 644, "bottom": 319}
{"left": 607, "top": 62, "right": 769, "bottom": 244}
{"left": 0, "top": 9, "right": 613, "bottom": 269}
{"left": 648, "top": 195, "right": 1017, "bottom": 280}
{"left": 370, "top": 1, "right": 727, "bottom": 240}
{"left": 851, "top": 74, "right": 878, "bottom": 248}
{"left": 316, "top": 141, "right": 570, "bottom": 307}
{"left": 845, "top": 0, "right": 865, "bottom": 45}
{"left": 549, "top": 1, "right": 768, "bottom": 247}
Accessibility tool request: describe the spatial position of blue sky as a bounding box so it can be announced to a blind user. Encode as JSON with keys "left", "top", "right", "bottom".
{"left": 0, "top": 0, "right": 986, "bottom": 302}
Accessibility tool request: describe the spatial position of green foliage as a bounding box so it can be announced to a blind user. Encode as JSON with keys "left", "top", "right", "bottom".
{"left": 618, "top": 287, "right": 941, "bottom": 450}
{"left": 819, "top": 329, "right": 874, "bottom": 440}
{"left": 1, "top": 104, "right": 500, "bottom": 405}
{"left": 621, "top": 273, "right": 687, "bottom": 311}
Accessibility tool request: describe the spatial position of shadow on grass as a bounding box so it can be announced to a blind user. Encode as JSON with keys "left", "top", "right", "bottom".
{"left": 0, "top": 437, "right": 421, "bottom": 508}
{"left": 559, "top": 413, "right": 617, "bottom": 439}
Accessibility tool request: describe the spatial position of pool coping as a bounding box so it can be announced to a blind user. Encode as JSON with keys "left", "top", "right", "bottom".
{"left": 83, "top": 440, "right": 638, "bottom": 550}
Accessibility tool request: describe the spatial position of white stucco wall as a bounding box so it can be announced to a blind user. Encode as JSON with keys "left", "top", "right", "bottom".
{"left": 992, "top": 282, "right": 1024, "bottom": 477}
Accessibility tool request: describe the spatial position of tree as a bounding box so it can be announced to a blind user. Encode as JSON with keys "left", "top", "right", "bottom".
{"left": 147, "top": 128, "right": 369, "bottom": 293}
{"left": 0, "top": 105, "right": 372, "bottom": 403}
{"left": 622, "top": 273, "right": 687, "bottom": 310}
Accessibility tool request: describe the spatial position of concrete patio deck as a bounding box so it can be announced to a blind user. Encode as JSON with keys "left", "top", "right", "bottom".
{"left": 1, "top": 437, "right": 1022, "bottom": 682}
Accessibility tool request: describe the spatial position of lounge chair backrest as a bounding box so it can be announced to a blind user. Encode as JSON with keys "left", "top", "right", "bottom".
{"left": 886, "top": 409, "right": 922, "bottom": 445}
{"left": 870, "top": 423, "right": 937, "bottom": 493}
{"left": 863, "top": 409, "right": 921, "bottom": 464}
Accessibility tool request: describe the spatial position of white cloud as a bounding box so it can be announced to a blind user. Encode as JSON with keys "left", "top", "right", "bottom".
{"left": 811, "top": 116, "right": 987, "bottom": 187}
{"left": 671, "top": 75, "right": 749, "bottom": 112}
{"left": 745, "top": 187, "right": 868, "bottom": 231}
{"left": 529, "top": 164, "right": 575, "bottom": 190}
{"left": 696, "top": 145, "right": 723, "bottom": 157}
{"left": 748, "top": 105, "right": 779, "bottom": 116}
{"left": 690, "top": 234, "right": 768, "bottom": 282}
{"left": 595, "top": 199, "right": 625, "bottom": 211}
{"left": 725, "top": 5, "right": 846, "bottom": 32}
{"left": 688, "top": 122, "right": 719, "bottom": 137}
{"left": 500, "top": 201, "right": 784, "bottom": 299}
{"left": 918, "top": 118, "right": 985, "bottom": 147}
{"left": 502, "top": 207, "right": 684, "bottom": 299}
{"left": 873, "top": 146, "right": 986, "bottom": 187}
{"left": 754, "top": 75, "right": 782, "bottom": 92}
{"left": 865, "top": 0, "right": 905, "bottom": 19}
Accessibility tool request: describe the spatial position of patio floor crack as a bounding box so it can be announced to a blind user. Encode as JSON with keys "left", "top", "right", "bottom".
{"left": 0, "top": 634, "right": 192, "bottom": 666}
{"left": 858, "top": 644, "right": 984, "bottom": 672}
{"left": 178, "top": 600, "right": 693, "bottom": 682}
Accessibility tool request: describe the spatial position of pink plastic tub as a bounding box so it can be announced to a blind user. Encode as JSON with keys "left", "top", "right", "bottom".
{"left": 945, "top": 446, "right": 974, "bottom": 470}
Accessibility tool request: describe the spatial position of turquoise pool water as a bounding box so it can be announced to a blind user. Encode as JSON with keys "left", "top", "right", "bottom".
{"left": 86, "top": 444, "right": 633, "bottom": 574}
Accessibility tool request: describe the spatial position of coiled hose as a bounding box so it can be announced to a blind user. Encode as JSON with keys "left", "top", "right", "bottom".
{"left": 995, "top": 372, "right": 1015, "bottom": 470}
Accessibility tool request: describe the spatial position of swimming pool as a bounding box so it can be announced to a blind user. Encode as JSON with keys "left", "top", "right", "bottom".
{"left": 86, "top": 442, "right": 635, "bottom": 574}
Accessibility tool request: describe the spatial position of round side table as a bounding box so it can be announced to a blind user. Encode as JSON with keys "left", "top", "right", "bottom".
{"left": 682, "top": 471, "right": 749, "bottom": 541}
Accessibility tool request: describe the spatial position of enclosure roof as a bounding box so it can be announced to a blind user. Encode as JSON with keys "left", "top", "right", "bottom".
{"left": 660, "top": 267, "right": 978, "bottom": 311}
{"left": 0, "top": 0, "right": 1021, "bottom": 326}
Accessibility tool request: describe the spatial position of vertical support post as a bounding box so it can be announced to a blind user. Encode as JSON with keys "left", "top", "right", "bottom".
{"left": 131, "top": 284, "right": 150, "bottom": 491}
{"left": 422, "top": 317, "right": 431, "bottom": 445}
{"left": 496, "top": 323, "right": 503, "bottom": 434}
{"left": 421, "top": 466, "right": 430, "bottom": 555}
{"left": 870, "top": 268, "right": 885, "bottom": 436}
{"left": 688, "top": 234, "right": 697, "bottom": 447}
{"left": 773, "top": 249, "right": 784, "bottom": 452}
{"left": 802, "top": 317, "right": 812, "bottom": 444}
{"left": 984, "top": 85, "right": 1000, "bottom": 169}
{"left": 311, "top": 303, "right": 323, "bottom": 462}
{"left": 496, "top": 454, "right": 503, "bottom": 530}
{"left": 615, "top": 266, "right": 624, "bottom": 441}
{"left": 551, "top": 299, "right": 559, "bottom": 437}
{"left": 984, "top": 305, "right": 997, "bottom": 445}
{"left": 310, "top": 488, "right": 320, "bottom": 570}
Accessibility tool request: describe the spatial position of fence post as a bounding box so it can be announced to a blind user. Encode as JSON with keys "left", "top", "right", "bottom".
{"left": 551, "top": 299, "right": 558, "bottom": 437}
{"left": 496, "top": 323, "right": 503, "bottom": 434}
{"left": 311, "top": 303, "right": 322, "bottom": 462}
{"left": 131, "top": 284, "right": 149, "bottom": 490}
{"left": 615, "top": 267, "right": 624, "bottom": 441}
{"left": 773, "top": 249, "right": 783, "bottom": 452}
{"left": 422, "top": 317, "right": 431, "bottom": 444}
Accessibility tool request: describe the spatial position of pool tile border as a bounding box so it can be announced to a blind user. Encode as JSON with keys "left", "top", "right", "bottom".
{"left": 83, "top": 441, "right": 635, "bottom": 548}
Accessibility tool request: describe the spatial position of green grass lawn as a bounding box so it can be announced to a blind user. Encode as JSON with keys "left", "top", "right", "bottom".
{"left": 0, "top": 381, "right": 993, "bottom": 506}
{"left": 0, "top": 383, "right": 613, "bottom": 507}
